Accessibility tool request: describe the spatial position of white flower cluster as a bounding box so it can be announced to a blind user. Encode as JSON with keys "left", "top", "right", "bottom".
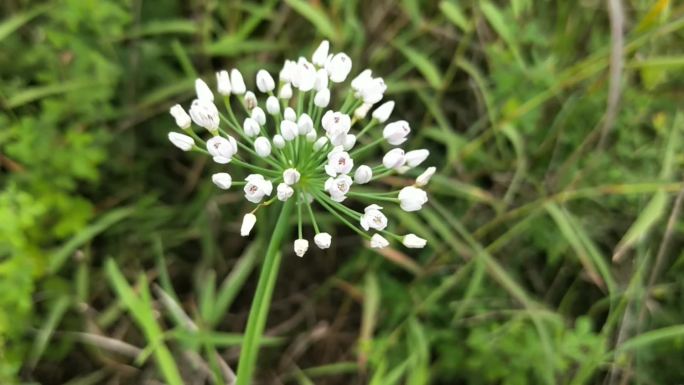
{"left": 167, "top": 41, "right": 436, "bottom": 256}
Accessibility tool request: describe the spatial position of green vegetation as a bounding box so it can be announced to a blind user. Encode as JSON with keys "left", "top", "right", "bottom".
{"left": 1, "top": 0, "right": 684, "bottom": 384}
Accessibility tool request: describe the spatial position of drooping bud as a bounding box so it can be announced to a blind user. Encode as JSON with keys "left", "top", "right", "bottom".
{"left": 241, "top": 213, "right": 257, "bottom": 236}
{"left": 169, "top": 104, "right": 191, "bottom": 129}
{"left": 211, "top": 173, "right": 232, "bottom": 190}
{"left": 168, "top": 132, "right": 194, "bottom": 151}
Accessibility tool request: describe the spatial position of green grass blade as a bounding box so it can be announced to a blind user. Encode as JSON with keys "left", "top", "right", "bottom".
{"left": 284, "top": 0, "right": 336, "bottom": 40}
{"left": 27, "top": 295, "right": 70, "bottom": 369}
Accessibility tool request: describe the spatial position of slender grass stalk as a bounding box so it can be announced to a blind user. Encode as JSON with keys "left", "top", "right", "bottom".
{"left": 235, "top": 198, "right": 294, "bottom": 385}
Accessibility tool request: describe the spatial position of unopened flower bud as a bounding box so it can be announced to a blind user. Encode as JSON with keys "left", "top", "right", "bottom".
{"left": 294, "top": 239, "right": 309, "bottom": 257}
{"left": 241, "top": 213, "right": 257, "bottom": 236}
{"left": 398, "top": 186, "right": 428, "bottom": 212}
{"left": 354, "top": 103, "right": 372, "bottom": 120}
{"left": 326, "top": 53, "right": 352, "bottom": 83}
{"left": 195, "top": 78, "right": 214, "bottom": 102}
{"left": 283, "top": 168, "right": 301, "bottom": 185}
{"left": 306, "top": 130, "right": 317, "bottom": 142}
{"left": 254, "top": 136, "right": 272, "bottom": 157}
{"left": 284, "top": 107, "right": 296, "bottom": 122}
{"left": 280, "top": 120, "right": 298, "bottom": 141}
{"left": 266, "top": 96, "right": 280, "bottom": 115}
{"left": 297, "top": 113, "right": 313, "bottom": 135}
{"left": 277, "top": 183, "right": 294, "bottom": 201}
{"left": 278, "top": 83, "right": 293, "bottom": 99}
{"left": 230, "top": 69, "right": 246, "bottom": 94}
{"left": 314, "top": 233, "right": 332, "bottom": 249}
{"left": 372, "top": 101, "right": 394, "bottom": 123}
{"left": 256, "top": 69, "right": 275, "bottom": 93}
{"left": 370, "top": 234, "right": 389, "bottom": 248}
{"left": 216, "top": 70, "right": 232, "bottom": 95}
{"left": 168, "top": 132, "right": 194, "bottom": 151}
{"left": 313, "top": 136, "right": 328, "bottom": 151}
{"left": 273, "top": 134, "right": 286, "bottom": 149}
{"left": 251, "top": 107, "right": 266, "bottom": 126}
{"left": 211, "top": 173, "right": 232, "bottom": 189}
{"left": 383, "top": 120, "right": 411, "bottom": 145}
{"left": 314, "top": 89, "right": 330, "bottom": 108}
{"left": 382, "top": 148, "right": 406, "bottom": 169}
{"left": 403, "top": 234, "right": 427, "bottom": 248}
{"left": 405, "top": 149, "right": 429, "bottom": 168}
{"left": 415, "top": 167, "right": 436, "bottom": 187}
{"left": 169, "top": 104, "right": 191, "bottom": 129}
{"left": 354, "top": 165, "right": 372, "bottom": 184}
{"left": 244, "top": 91, "right": 257, "bottom": 110}
{"left": 312, "top": 40, "right": 330, "bottom": 67}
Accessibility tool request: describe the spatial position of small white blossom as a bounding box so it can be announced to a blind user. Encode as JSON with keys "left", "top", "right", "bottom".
{"left": 322, "top": 111, "right": 351, "bottom": 146}
{"left": 312, "top": 40, "right": 330, "bottom": 67}
{"left": 351, "top": 69, "right": 373, "bottom": 92}
{"left": 297, "top": 113, "right": 313, "bottom": 135}
{"left": 382, "top": 148, "right": 406, "bottom": 169}
{"left": 279, "top": 60, "right": 297, "bottom": 83}
{"left": 372, "top": 101, "right": 394, "bottom": 123}
{"left": 254, "top": 136, "right": 272, "bottom": 157}
{"left": 313, "top": 136, "right": 328, "bottom": 151}
{"left": 241, "top": 213, "right": 257, "bottom": 236}
{"left": 280, "top": 120, "right": 298, "bottom": 141}
{"left": 244, "top": 91, "right": 257, "bottom": 110}
{"left": 251, "top": 107, "right": 266, "bottom": 126}
{"left": 195, "top": 78, "right": 214, "bottom": 102}
{"left": 283, "top": 168, "right": 301, "bottom": 185}
{"left": 403, "top": 234, "right": 427, "bottom": 248}
{"left": 294, "top": 239, "right": 309, "bottom": 257}
{"left": 383, "top": 120, "right": 411, "bottom": 145}
{"left": 416, "top": 167, "right": 436, "bottom": 187}
{"left": 273, "top": 134, "right": 286, "bottom": 149}
{"left": 354, "top": 165, "right": 372, "bottom": 184}
{"left": 314, "top": 68, "right": 329, "bottom": 91}
{"left": 169, "top": 105, "right": 191, "bottom": 129}
{"left": 370, "top": 234, "right": 389, "bottom": 248}
{"left": 230, "top": 69, "right": 246, "bottom": 94}
{"left": 306, "top": 130, "right": 317, "bottom": 142}
{"left": 243, "top": 117, "right": 261, "bottom": 137}
{"left": 343, "top": 134, "right": 356, "bottom": 151}
{"left": 189, "top": 99, "right": 220, "bottom": 132}
{"left": 244, "top": 174, "right": 273, "bottom": 203}
{"left": 326, "top": 53, "right": 352, "bottom": 83}
{"left": 324, "top": 174, "right": 353, "bottom": 202}
{"left": 168, "top": 132, "right": 194, "bottom": 151}
{"left": 276, "top": 183, "right": 294, "bottom": 201}
{"left": 294, "top": 59, "right": 316, "bottom": 91}
{"left": 325, "top": 146, "right": 354, "bottom": 177}
{"left": 314, "top": 89, "right": 330, "bottom": 108}
{"left": 212, "top": 173, "right": 232, "bottom": 190}
{"left": 256, "top": 69, "right": 275, "bottom": 93}
{"left": 314, "top": 233, "right": 332, "bottom": 249}
{"left": 284, "top": 107, "right": 297, "bottom": 122}
{"left": 266, "top": 96, "right": 280, "bottom": 115}
{"left": 216, "top": 70, "right": 232, "bottom": 95}
{"left": 360, "top": 77, "right": 386, "bottom": 104}
{"left": 398, "top": 186, "right": 428, "bottom": 212}
{"left": 207, "top": 136, "right": 238, "bottom": 163}
{"left": 405, "top": 149, "right": 430, "bottom": 168}
{"left": 278, "top": 83, "right": 293, "bottom": 99}
{"left": 354, "top": 103, "right": 372, "bottom": 120}
{"left": 360, "top": 204, "right": 388, "bottom": 231}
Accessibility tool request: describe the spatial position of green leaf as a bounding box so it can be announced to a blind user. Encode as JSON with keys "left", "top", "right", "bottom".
{"left": 395, "top": 43, "right": 443, "bottom": 89}
{"left": 0, "top": 4, "right": 49, "bottom": 42}
{"left": 439, "top": 1, "right": 471, "bottom": 32}
{"left": 284, "top": 0, "right": 336, "bottom": 40}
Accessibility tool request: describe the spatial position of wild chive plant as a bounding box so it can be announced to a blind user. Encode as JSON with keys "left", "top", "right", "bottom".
{"left": 167, "top": 41, "right": 435, "bottom": 384}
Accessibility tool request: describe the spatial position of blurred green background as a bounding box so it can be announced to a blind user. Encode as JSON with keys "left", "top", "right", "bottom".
{"left": 2, "top": 0, "right": 684, "bottom": 384}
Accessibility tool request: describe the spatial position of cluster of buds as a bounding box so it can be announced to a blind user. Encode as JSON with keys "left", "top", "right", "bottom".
{"left": 168, "top": 41, "right": 435, "bottom": 257}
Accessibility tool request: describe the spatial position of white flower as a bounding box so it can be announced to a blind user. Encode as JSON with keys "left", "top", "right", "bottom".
{"left": 343, "top": 134, "right": 356, "bottom": 151}
{"left": 169, "top": 104, "right": 191, "bottom": 129}
{"left": 405, "top": 149, "right": 429, "bottom": 168}
{"left": 398, "top": 186, "right": 428, "bottom": 212}
{"left": 313, "top": 137, "right": 328, "bottom": 151}
{"left": 278, "top": 83, "right": 293, "bottom": 99}
{"left": 403, "top": 234, "right": 427, "bottom": 248}
{"left": 212, "top": 173, "right": 232, "bottom": 189}
{"left": 256, "top": 69, "right": 275, "bottom": 93}
{"left": 294, "top": 59, "right": 316, "bottom": 91}
{"left": 354, "top": 103, "right": 372, "bottom": 120}
{"left": 273, "top": 134, "right": 286, "bottom": 149}
{"left": 195, "top": 78, "right": 214, "bottom": 101}
{"left": 279, "top": 60, "right": 297, "bottom": 83}
{"left": 244, "top": 91, "right": 257, "bottom": 110}
{"left": 254, "top": 136, "right": 272, "bottom": 157}
{"left": 359, "top": 77, "right": 386, "bottom": 104}
{"left": 216, "top": 70, "right": 232, "bottom": 95}
{"left": 230, "top": 69, "right": 246, "bottom": 94}
{"left": 314, "top": 68, "right": 329, "bottom": 91}
{"left": 382, "top": 148, "right": 406, "bottom": 169}
{"left": 306, "top": 130, "right": 317, "bottom": 142}
{"left": 189, "top": 99, "right": 220, "bottom": 132}
{"left": 314, "top": 89, "right": 330, "bottom": 108}
{"left": 284, "top": 107, "right": 297, "bottom": 122}
{"left": 243, "top": 117, "right": 261, "bottom": 137}
{"left": 312, "top": 40, "right": 329, "bottom": 66}
{"left": 326, "top": 53, "right": 352, "bottom": 83}
{"left": 383, "top": 120, "right": 411, "bottom": 145}
{"left": 244, "top": 174, "right": 273, "bottom": 203}
{"left": 372, "top": 101, "right": 394, "bottom": 123}
{"left": 297, "top": 113, "right": 313, "bottom": 135}
{"left": 294, "top": 239, "right": 309, "bottom": 257}
{"left": 354, "top": 165, "right": 372, "bottom": 184}
{"left": 276, "top": 183, "right": 294, "bottom": 201}
{"left": 266, "top": 96, "right": 280, "bottom": 114}
{"left": 251, "top": 107, "right": 266, "bottom": 126}
{"left": 360, "top": 204, "right": 387, "bottom": 231}
{"left": 370, "top": 234, "right": 389, "bottom": 248}
{"left": 206, "top": 136, "right": 238, "bottom": 163}
{"left": 314, "top": 232, "right": 332, "bottom": 249}
{"left": 351, "top": 69, "right": 372, "bottom": 92}
{"left": 325, "top": 147, "right": 353, "bottom": 177}
{"left": 324, "top": 174, "right": 353, "bottom": 202}
{"left": 322, "top": 111, "right": 351, "bottom": 146}
{"left": 415, "top": 167, "right": 436, "bottom": 187}
{"left": 241, "top": 213, "right": 257, "bottom": 236}
{"left": 283, "top": 168, "right": 301, "bottom": 185}
{"left": 168, "top": 132, "right": 194, "bottom": 151}
{"left": 280, "top": 120, "right": 298, "bottom": 141}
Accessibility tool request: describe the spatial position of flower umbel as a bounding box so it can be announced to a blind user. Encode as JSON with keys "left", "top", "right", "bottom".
{"left": 167, "top": 40, "right": 433, "bottom": 256}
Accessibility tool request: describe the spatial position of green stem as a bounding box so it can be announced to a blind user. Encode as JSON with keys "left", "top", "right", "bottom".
{"left": 235, "top": 199, "right": 294, "bottom": 385}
